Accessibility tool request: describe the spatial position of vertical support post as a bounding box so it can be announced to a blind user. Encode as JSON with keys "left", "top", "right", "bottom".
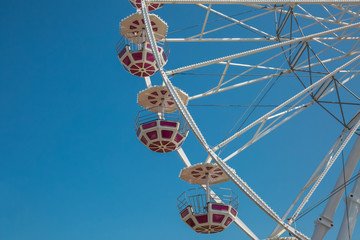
{"left": 206, "top": 173, "right": 210, "bottom": 203}
{"left": 337, "top": 168, "right": 360, "bottom": 240}
{"left": 160, "top": 99, "right": 165, "bottom": 120}
{"left": 312, "top": 135, "right": 360, "bottom": 240}
{"left": 140, "top": 28, "right": 146, "bottom": 50}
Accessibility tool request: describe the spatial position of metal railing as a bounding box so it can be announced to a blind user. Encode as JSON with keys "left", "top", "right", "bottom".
{"left": 135, "top": 106, "right": 189, "bottom": 135}
{"left": 177, "top": 187, "right": 239, "bottom": 214}
{"left": 116, "top": 33, "right": 170, "bottom": 58}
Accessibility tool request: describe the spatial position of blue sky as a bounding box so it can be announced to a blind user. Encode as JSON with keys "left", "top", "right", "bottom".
{"left": 1, "top": 1, "right": 360, "bottom": 240}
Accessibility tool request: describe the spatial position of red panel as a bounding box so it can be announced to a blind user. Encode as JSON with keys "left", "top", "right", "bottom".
{"left": 118, "top": 47, "right": 127, "bottom": 58}
{"left": 212, "top": 204, "right": 229, "bottom": 211}
{"left": 224, "top": 217, "right": 233, "bottom": 226}
{"left": 180, "top": 208, "right": 189, "bottom": 218}
{"left": 162, "top": 52, "right": 168, "bottom": 63}
{"left": 142, "top": 121, "right": 157, "bottom": 129}
{"left": 146, "top": 130, "right": 158, "bottom": 140}
{"left": 195, "top": 214, "right": 208, "bottom": 224}
{"left": 146, "top": 53, "right": 155, "bottom": 62}
{"left": 213, "top": 214, "right": 225, "bottom": 223}
{"left": 130, "top": 64, "right": 139, "bottom": 70}
{"left": 133, "top": 20, "right": 140, "bottom": 25}
{"left": 166, "top": 145, "right": 176, "bottom": 151}
{"left": 161, "top": 130, "right": 173, "bottom": 139}
{"left": 160, "top": 121, "right": 177, "bottom": 127}
{"left": 136, "top": 128, "right": 141, "bottom": 137}
{"left": 122, "top": 56, "right": 131, "bottom": 66}
{"left": 231, "top": 208, "right": 237, "bottom": 216}
{"left": 141, "top": 136, "right": 148, "bottom": 145}
{"left": 136, "top": 62, "right": 144, "bottom": 68}
{"left": 132, "top": 52, "right": 143, "bottom": 61}
{"left": 186, "top": 218, "right": 196, "bottom": 228}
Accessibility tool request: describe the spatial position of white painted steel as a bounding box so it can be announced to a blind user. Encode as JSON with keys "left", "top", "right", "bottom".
{"left": 312, "top": 134, "right": 360, "bottom": 240}
{"left": 270, "top": 110, "right": 360, "bottom": 236}
{"left": 164, "top": 37, "right": 360, "bottom": 42}
{"left": 196, "top": 4, "right": 275, "bottom": 38}
{"left": 199, "top": 4, "right": 212, "bottom": 40}
{"left": 222, "top": 66, "right": 360, "bottom": 161}
{"left": 146, "top": 0, "right": 360, "bottom": 4}
{"left": 141, "top": 1, "right": 310, "bottom": 238}
{"left": 136, "top": 1, "right": 360, "bottom": 239}
{"left": 272, "top": 114, "right": 360, "bottom": 238}
{"left": 222, "top": 104, "right": 310, "bottom": 162}
{"left": 144, "top": 76, "right": 152, "bottom": 88}
{"left": 213, "top": 54, "right": 360, "bottom": 152}
{"left": 176, "top": 147, "right": 192, "bottom": 167}
{"left": 337, "top": 168, "right": 360, "bottom": 239}
{"left": 165, "top": 23, "right": 360, "bottom": 76}
{"left": 270, "top": 129, "right": 349, "bottom": 238}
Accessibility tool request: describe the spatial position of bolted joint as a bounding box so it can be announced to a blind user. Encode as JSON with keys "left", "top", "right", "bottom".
{"left": 347, "top": 193, "right": 360, "bottom": 206}
{"left": 315, "top": 215, "right": 334, "bottom": 230}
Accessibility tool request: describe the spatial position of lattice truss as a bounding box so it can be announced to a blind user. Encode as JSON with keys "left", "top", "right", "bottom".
{"left": 158, "top": 3, "right": 360, "bottom": 157}
{"left": 141, "top": 1, "right": 360, "bottom": 239}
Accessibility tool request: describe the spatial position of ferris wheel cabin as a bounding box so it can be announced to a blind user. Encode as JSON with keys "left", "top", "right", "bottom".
{"left": 178, "top": 163, "right": 239, "bottom": 234}
{"left": 128, "top": 0, "right": 164, "bottom": 12}
{"left": 117, "top": 13, "right": 168, "bottom": 77}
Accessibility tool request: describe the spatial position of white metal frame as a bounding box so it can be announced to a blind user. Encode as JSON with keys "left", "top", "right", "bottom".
{"left": 139, "top": 1, "right": 360, "bottom": 239}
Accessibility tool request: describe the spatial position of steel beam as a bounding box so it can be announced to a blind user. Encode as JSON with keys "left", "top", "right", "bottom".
{"left": 165, "top": 23, "right": 360, "bottom": 76}
{"left": 146, "top": 0, "right": 360, "bottom": 4}
{"left": 312, "top": 134, "right": 360, "bottom": 240}
{"left": 337, "top": 168, "right": 360, "bottom": 239}
{"left": 141, "top": 1, "right": 310, "bottom": 238}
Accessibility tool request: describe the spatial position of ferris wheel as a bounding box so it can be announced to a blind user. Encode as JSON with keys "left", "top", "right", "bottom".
{"left": 117, "top": 1, "right": 360, "bottom": 239}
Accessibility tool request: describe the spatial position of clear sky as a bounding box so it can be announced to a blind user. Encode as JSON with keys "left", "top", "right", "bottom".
{"left": 1, "top": 1, "right": 360, "bottom": 240}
